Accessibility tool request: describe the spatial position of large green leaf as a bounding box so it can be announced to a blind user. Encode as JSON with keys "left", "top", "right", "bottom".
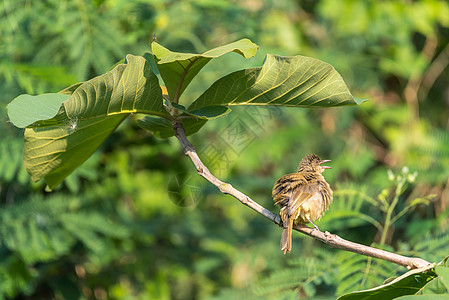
{"left": 16, "top": 54, "right": 167, "bottom": 189}
{"left": 151, "top": 38, "right": 258, "bottom": 100}
{"left": 6, "top": 94, "right": 70, "bottom": 128}
{"left": 435, "top": 265, "right": 449, "bottom": 290}
{"left": 338, "top": 265, "right": 437, "bottom": 300}
{"left": 188, "top": 54, "right": 365, "bottom": 111}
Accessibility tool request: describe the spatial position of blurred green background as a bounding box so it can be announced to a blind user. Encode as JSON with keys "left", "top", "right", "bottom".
{"left": 1, "top": 0, "right": 449, "bottom": 299}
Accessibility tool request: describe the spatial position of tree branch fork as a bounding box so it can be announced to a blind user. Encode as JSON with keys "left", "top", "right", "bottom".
{"left": 173, "top": 121, "right": 430, "bottom": 270}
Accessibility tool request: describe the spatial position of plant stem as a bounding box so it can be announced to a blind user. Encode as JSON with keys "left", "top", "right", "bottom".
{"left": 379, "top": 177, "right": 404, "bottom": 246}
{"left": 172, "top": 121, "right": 430, "bottom": 270}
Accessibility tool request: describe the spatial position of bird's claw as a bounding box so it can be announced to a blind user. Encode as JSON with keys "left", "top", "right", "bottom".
{"left": 308, "top": 219, "right": 320, "bottom": 232}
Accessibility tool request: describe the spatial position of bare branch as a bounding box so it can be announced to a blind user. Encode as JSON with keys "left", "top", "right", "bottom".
{"left": 172, "top": 121, "right": 431, "bottom": 270}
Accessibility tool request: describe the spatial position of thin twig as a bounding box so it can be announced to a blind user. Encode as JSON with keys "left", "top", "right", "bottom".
{"left": 419, "top": 42, "right": 449, "bottom": 101}
{"left": 172, "top": 121, "right": 431, "bottom": 270}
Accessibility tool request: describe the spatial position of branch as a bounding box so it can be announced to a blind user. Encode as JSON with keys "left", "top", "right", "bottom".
{"left": 419, "top": 41, "right": 449, "bottom": 102}
{"left": 172, "top": 121, "right": 430, "bottom": 270}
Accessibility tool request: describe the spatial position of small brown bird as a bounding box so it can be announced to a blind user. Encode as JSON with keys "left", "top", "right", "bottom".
{"left": 272, "top": 154, "right": 333, "bottom": 254}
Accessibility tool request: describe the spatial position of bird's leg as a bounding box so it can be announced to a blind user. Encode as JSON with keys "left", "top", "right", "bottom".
{"left": 307, "top": 218, "right": 320, "bottom": 231}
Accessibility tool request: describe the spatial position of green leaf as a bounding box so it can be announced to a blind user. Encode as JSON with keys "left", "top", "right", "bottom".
{"left": 24, "top": 115, "right": 126, "bottom": 189}
{"left": 337, "top": 265, "right": 437, "bottom": 300}
{"left": 137, "top": 116, "right": 174, "bottom": 138}
{"left": 137, "top": 116, "right": 207, "bottom": 138}
{"left": 170, "top": 102, "right": 188, "bottom": 112}
{"left": 171, "top": 102, "right": 231, "bottom": 120}
{"left": 151, "top": 38, "right": 258, "bottom": 100}
{"left": 143, "top": 52, "right": 161, "bottom": 77}
{"left": 395, "top": 296, "right": 449, "bottom": 299}
{"left": 188, "top": 54, "right": 365, "bottom": 111}
{"left": 182, "top": 118, "right": 208, "bottom": 136}
{"left": 435, "top": 266, "right": 449, "bottom": 290}
{"left": 187, "top": 106, "right": 231, "bottom": 119}
{"left": 59, "top": 82, "right": 84, "bottom": 95}
{"left": 7, "top": 94, "right": 70, "bottom": 128}
{"left": 19, "top": 54, "right": 167, "bottom": 189}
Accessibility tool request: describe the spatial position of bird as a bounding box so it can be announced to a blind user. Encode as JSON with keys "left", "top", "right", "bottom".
{"left": 272, "top": 154, "right": 333, "bottom": 254}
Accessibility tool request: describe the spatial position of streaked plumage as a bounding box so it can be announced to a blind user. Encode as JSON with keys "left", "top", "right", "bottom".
{"left": 272, "top": 154, "right": 333, "bottom": 254}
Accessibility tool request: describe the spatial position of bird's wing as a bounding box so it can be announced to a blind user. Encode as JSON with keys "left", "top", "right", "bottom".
{"left": 273, "top": 173, "right": 305, "bottom": 206}
{"left": 289, "top": 174, "right": 332, "bottom": 216}
{"left": 287, "top": 179, "right": 318, "bottom": 217}
{"left": 273, "top": 173, "right": 316, "bottom": 217}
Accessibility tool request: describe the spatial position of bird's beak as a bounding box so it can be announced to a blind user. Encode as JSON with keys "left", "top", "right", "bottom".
{"left": 320, "top": 160, "right": 332, "bottom": 170}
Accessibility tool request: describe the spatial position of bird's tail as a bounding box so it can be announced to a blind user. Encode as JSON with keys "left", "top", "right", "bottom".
{"left": 280, "top": 217, "right": 294, "bottom": 254}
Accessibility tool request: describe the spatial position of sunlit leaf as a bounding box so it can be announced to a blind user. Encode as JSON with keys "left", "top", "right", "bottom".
{"left": 151, "top": 38, "right": 258, "bottom": 100}
{"left": 435, "top": 265, "right": 449, "bottom": 290}
{"left": 19, "top": 54, "right": 167, "bottom": 189}
{"left": 189, "top": 54, "right": 365, "bottom": 111}
{"left": 7, "top": 94, "right": 70, "bottom": 128}
{"left": 338, "top": 265, "right": 436, "bottom": 300}
{"left": 395, "top": 295, "right": 449, "bottom": 299}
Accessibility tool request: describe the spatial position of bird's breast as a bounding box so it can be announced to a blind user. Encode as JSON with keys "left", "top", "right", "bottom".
{"left": 295, "top": 182, "right": 332, "bottom": 223}
{"left": 296, "top": 193, "right": 326, "bottom": 222}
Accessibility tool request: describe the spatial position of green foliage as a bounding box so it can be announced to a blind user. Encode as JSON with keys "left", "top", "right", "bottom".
{"left": 255, "top": 248, "right": 336, "bottom": 299}
{"left": 338, "top": 259, "right": 449, "bottom": 299}
{"left": 7, "top": 39, "right": 362, "bottom": 190}
{"left": 17, "top": 54, "right": 165, "bottom": 189}
{"left": 0, "top": 64, "right": 76, "bottom": 95}
{"left": 1, "top": 0, "right": 449, "bottom": 299}
{"left": 1, "top": 0, "right": 127, "bottom": 80}
{"left": 413, "top": 233, "right": 449, "bottom": 264}
{"left": 0, "top": 138, "right": 29, "bottom": 185}
{"left": 151, "top": 38, "right": 259, "bottom": 100}
{"left": 0, "top": 195, "right": 130, "bottom": 299}
{"left": 314, "top": 0, "right": 449, "bottom": 89}
{"left": 188, "top": 54, "right": 364, "bottom": 110}
{"left": 335, "top": 249, "right": 398, "bottom": 296}
{"left": 206, "top": 169, "right": 447, "bottom": 299}
{"left": 338, "top": 264, "right": 439, "bottom": 300}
